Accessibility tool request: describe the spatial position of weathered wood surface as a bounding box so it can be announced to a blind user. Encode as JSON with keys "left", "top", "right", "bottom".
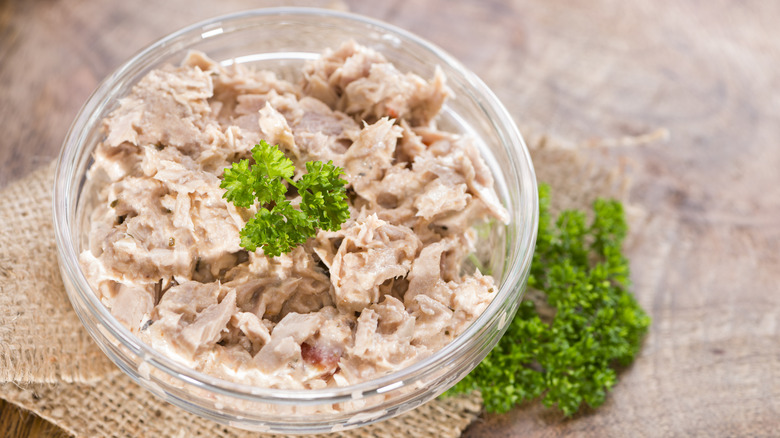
{"left": 1, "top": 0, "right": 778, "bottom": 436}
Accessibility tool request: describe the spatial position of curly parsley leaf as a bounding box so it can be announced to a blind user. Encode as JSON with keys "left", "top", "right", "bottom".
{"left": 445, "top": 184, "right": 650, "bottom": 417}
{"left": 251, "top": 140, "right": 295, "bottom": 181}
{"left": 220, "top": 159, "right": 257, "bottom": 208}
{"left": 297, "top": 160, "right": 350, "bottom": 232}
{"left": 221, "top": 141, "right": 349, "bottom": 256}
{"left": 239, "top": 202, "right": 316, "bottom": 256}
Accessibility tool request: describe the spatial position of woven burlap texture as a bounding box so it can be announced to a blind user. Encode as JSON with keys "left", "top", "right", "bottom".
{"left": 0, "top": 160, "right": 116, "bottom": 384}
{"left": 0, "top": 127, "right": 660, "bottom": 437}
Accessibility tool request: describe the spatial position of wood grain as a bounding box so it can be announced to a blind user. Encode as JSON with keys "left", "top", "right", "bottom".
{"left": 2, "top": 0, "right": 779, "bottom": 436}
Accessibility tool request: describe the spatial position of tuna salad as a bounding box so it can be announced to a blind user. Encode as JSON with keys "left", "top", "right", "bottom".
{"left": 80, "top": 41, "right": 510, "bottom": 389}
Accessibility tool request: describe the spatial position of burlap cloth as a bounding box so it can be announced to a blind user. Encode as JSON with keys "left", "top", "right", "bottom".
{"left": 0, "top": 127, "right": 666, "bottom": 437}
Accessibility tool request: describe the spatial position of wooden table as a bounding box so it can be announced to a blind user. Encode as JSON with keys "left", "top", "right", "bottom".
{"left": 2, "top": 0, "right": 778, "bottom": 436}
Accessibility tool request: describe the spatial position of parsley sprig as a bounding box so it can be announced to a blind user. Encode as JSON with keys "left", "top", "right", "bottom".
{"left": 446, "top": 184, "right": 650, "bottom": 416}
{"left": 220, "top": 140, "right": 349, "bottom": 257}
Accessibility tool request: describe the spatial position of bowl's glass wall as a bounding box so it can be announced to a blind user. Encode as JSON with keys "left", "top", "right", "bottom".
{"left": 53, "top": 8, "right": 537, "bottom": 434}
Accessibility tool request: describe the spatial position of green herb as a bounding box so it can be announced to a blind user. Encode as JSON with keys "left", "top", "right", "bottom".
{"left": 445, "top": 184, "right": 651, "bottom": 416}
{"left": 220, "top": 140, "right": 349, "bottom": 257}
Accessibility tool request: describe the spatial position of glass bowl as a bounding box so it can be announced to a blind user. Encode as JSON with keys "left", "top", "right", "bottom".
{"left": 53, "top": 7, "right": 537, "bottom": 434}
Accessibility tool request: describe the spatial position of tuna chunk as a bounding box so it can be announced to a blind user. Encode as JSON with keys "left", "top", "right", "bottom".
{"left": 103, "top": 64, "right": 216, "bottom": 155}
{"left": 461, "top": 140, "right": 510, "bottom": 224}
{"left": 302, "top": 40, "right": 450, "bottom": 125}
{"left": 146, "top": 282, "right": 237, "bottom": 358}
{"left": 340, "top": 296, "right": 418, "bottom": 380}
{"left": 258, "top": 102, "right": 299, "bottom": 161}
{"left": 230, "top": 312, "right": 271, "bottom": 354}
{"left": 110, "top": 284, "right": 155, "bottom": 331}
{"left": 300, "top": 307, "right": 351, "bottom": 379}
{"left": 411, "top": 136, "right": 509, "bottom": 226}
{"left": 301, "top": 40, "right": 387, "bottom": 108}
{"left": 342, "top": 63, "right": 449, "bottom": 125}
{"left": 406, "top": 247, "right": 495, "bottom": 350}
{"left": 405, "top": 235, "right": 463, "bottom": 304}
{"left": 329, "top": 215, "right": 421, "bottom": 313}
{"left": 289, "top": 97, "right": 359, "bottom": 165}
{"left": 254, "top": 311, "right": 325, "bottom": 372}
{"left": 343, "top": 117, "right": 402, "bottom": 198}
{"left": 414, "top": 179, "right": 471, "bottom": 220}
{"left": 153, "top": 281, "right": 220, "bottom": 322}
{"left": 178, "top": 290, "right": 237, "bottom": 356}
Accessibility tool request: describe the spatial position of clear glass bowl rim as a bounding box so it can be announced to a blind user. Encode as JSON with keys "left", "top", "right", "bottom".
{"left": 53, "top": 6, "right": 538, "bottom": 406}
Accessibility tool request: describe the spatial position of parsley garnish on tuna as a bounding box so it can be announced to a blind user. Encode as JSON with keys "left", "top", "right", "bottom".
{"left": 220, "top": 140, "right": 350, "bottom": 257}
